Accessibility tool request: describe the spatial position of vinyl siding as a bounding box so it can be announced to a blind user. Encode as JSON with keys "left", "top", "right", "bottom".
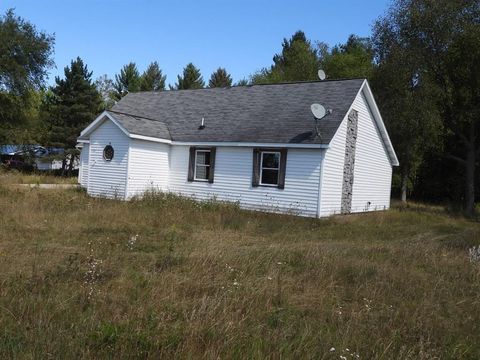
{"left": 319, "top": 115, "right": 347, "bottom": 217}
{"left": 87, "top": 119, "right": 129, "bottom": 199}
{"left": 79, "top": 144, "right": 89, "bottom": 187}
{"left": 319, "top": 89, "right": 393, "bottom": 216}
{"left": 126, "top": 139, "right": 170, "bottom": 198}
{"left": 350, "top": 91, "right": 392, "bottom": 212}
{"left": 82, "top": 90, "right": 392, "bottom": 217}
{"left": 168, "top": 146, "right": 322, "bottom": 217}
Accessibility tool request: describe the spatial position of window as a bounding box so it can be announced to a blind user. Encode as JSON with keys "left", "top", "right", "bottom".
{"left": 194, "top": 149, "right": 211, "bottom": 181}
{"left": 103, "top": 145, "right": 114, "bottom": 161}
{"left": 260, "top": 151, "right": 280, "bottom": 186}
{"left": 188, "top": 147, "right": 216, "bottom": 183}
{"left": 252, "top": 148, "right": 287, "bottom": 189}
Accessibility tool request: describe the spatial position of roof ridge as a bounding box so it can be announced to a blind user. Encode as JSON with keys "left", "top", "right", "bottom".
{"left": 126, "top": 78, "right": 366, "bottom": 95}
{"left": 107, "top": 109, "right": 163, "bottom": 123}
{"left": 243, "top": 77, "right": 366, "bottom": 87}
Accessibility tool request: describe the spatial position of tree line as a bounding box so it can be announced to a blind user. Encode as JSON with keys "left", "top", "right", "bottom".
{"left": 0, "top": 0, "right": 479, "bottom": 215}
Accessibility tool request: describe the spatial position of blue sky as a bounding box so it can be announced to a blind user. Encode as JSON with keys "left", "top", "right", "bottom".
{"left": 2, "top": 0, "right": 391, "bottom": 86}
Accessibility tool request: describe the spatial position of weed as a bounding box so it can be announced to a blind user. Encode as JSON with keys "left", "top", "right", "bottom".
{"left": 468, "top": 245, "right": 480, "bottom": 263}
{"left": 84, "top": 241, "right": 103, "bottom": 301}
{"left": 0, "top": 182, "right": 479, "bottom": 358}
{"left": 127, "top": 234, "right": 138, "bottom": 250}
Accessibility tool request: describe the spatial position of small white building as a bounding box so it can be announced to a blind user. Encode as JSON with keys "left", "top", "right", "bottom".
{"left": 77, "top": 79, "right": 398, "bottom": 217}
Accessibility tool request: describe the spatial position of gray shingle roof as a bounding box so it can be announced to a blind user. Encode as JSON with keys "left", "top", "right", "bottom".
{"left": 109, "top": 79, "right": 365, "bottom": 144}
{"left": 106, "top": 111, "right": 171, "bottom": 140}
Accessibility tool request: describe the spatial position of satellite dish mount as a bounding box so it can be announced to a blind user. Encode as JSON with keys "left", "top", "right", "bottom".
{"left": 310, "top": 103, "right": 332, "bottom": 138}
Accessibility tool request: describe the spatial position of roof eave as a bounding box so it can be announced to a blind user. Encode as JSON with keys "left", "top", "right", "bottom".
{"left": 79, "top": 111, "right": 131, "bottom": 139}
{"left": 361, "top": 80, "right": 400, "bottom": 167}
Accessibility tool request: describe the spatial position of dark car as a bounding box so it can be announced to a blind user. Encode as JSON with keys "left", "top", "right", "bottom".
{"left": 5, "top": 158, "right": 35, "bottom": 172}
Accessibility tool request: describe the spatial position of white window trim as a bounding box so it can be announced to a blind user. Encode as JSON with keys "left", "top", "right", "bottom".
{"left": 194, "top": 149, "right": 211, "bottom": 182}
{"left": 259, "top": 151, "right": 280, "bottom": 187}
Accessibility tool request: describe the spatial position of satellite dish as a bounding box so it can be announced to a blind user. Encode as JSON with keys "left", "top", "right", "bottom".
{"left": 318, "top": 69, "right": 326, "bottom": 81}
{"left": 311, "top": 103, "right": 326, "bottom": 119}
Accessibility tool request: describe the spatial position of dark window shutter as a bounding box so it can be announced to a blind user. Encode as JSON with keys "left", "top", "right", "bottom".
{"left": 208, "top": 147, "right": 216, "bottom": 183}
{"left": 252, "top": 148, "right": 260, "bottom": 187}
{"left": 187, "top": 147, "right": 196, "bottom": 182}
{"left": 278, "top": 149, "right": 288, "bottom": 189}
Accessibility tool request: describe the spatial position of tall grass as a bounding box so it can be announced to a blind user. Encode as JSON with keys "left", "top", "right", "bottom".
{"left": 0, "top": 169, "right": 78, "bottom": 184}
{"left": 0, "top": 186, "right": 479, "bottom": 359}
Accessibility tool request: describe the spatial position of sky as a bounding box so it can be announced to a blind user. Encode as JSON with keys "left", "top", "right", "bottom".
{"left": 2, "top": 0, "right": 391, "bottom": 87}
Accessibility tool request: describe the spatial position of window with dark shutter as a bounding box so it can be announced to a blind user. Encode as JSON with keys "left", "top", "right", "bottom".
{"left": 208, "top": 147, "right": 216, "bottom": 183}
{"left": 278, "top": 148, "right": 287, "bottom": 189}
{"left": 187, "top": 147, "right": 196, "bottom": 181}
{"left": 252, "top": 148, "right": 287, "bottom": 189}
{"left": 252, "top": 149, "right": 261, "bottom": 187}
{"left": 194, "top": 149, "right": 211, "bottom": 181}
{"left": 260, "top": 151, "right": 280, "bottom": 186}
{"left": 187, "top": 147, "right": 216, "bottom": 183}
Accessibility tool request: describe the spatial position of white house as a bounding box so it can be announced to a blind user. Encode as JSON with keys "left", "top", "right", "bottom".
{"left": 77, "top": 79, "right": 398, "bottom": 218}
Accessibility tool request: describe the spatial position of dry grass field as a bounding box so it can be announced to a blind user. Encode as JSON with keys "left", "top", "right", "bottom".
{"left": 0, "top": 183, "right": 479, "bottom": 359}
{"left": 0, "top": 170, "right": 77, "bottom": 184}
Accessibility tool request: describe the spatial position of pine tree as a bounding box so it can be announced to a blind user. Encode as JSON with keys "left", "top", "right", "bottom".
{"left": 322, "top": 35, "right": 375, "bottom": 79}
{"left": 252, "top": 31, "right": 320, "bottom": 84}
{"left": 208, "top": 68, "right": 233, "bottom": 88}
{"left": 112, "top": 62, "right": 141, "bottom": 99}
{"left": 235, "top": 79, "right": 249, "bottom": 86}
{"left": 140, "top": 61, "right": 166, "bottom": 91}
{"left": 172, "top": 63, "right": 204, "bottom": 90}
{"left": 43, "top": 57, "right": 102, "bottom": 174}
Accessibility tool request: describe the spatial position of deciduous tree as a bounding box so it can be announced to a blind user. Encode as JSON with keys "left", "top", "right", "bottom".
{"left": 442, "top": 24, "right": 480, "bottom": 215}
{"left": 0, "top": 9, "right": 54, "bottom": 141}
{"left": 372, "top": 0, "right": 480, "bottom": 214}
{"left": 371, "top": 46, "right": 442, "bottom": 202}
{"left": 95, "top": 74, "right": 115, "bottom": 109}
{"left": 322, "top": 35, "right": 375, "bottom": 80}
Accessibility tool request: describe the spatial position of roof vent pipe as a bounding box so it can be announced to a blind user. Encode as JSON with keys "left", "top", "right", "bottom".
{"left": 199, "top": 117, "right": 205, "bottom": 130}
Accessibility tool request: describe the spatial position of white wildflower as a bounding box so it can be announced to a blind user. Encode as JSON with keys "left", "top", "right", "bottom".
{"left": 363, "top": 298, "right": 373, "bottom": 312}
{"left": 84, "top": 257, "right": 102, "bottom": 300}
{"left": 225, "top": 264, "right": 235, "bottom": 272}
{"left": 127, "top": 234, "right": 138, "bottom": 250}
{"left": 330, "top": 347, "right": 335, "bottom": 352}
{"left": 468, "top": 245, "right": 480, "bottom": 263}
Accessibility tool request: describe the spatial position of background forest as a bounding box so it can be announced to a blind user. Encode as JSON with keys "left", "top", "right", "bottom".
{"left": 0, "top": 0, "right": 479, "bottom": 215}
